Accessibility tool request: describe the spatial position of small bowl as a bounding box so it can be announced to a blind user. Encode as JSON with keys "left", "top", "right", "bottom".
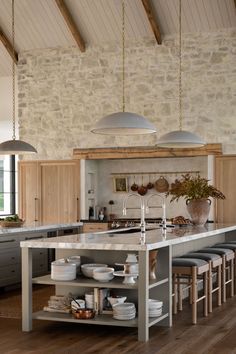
{"left": 81, "top": 263, "right": 108, "bottom": 278}
{"left": 108, "top": 296, "right": 127, "bottom": 306}
{"left": 73, "top": 309, "right": 95, "bottom": 319}
{"left": 93, "top": 267, "right": 114, "bottom": 282}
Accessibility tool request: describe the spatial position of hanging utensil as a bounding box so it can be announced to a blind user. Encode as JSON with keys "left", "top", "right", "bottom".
{"left": 131, "top": 175, "right": 138, "bottom": 191}
{"left": 155, "top": 175, "right": 169, "bottom": 193}
{"left": 146, "top": 174, "right": 154, "bottom": 190}
{"left": 138, "top": 175, "right": 147, "bottom": 195}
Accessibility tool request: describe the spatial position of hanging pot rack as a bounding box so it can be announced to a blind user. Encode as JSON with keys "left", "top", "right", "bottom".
{"left": 110, "top": 170, "right": 200, "bottom": 177}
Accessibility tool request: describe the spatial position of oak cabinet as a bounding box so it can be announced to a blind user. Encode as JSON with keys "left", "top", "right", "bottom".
{"left": 19, "top": 160, "right": 80, "bottom": 224}
{"left": 215, "top": 155, "right": 236, "bottom": 223}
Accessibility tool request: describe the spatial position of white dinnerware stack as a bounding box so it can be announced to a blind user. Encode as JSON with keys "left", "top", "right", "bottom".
{"left": 81, "top": 263, "right": 108, "bottom": 278}
{"left": 51, "top": 259, "right": 77, "bottom": 281}
{"left": 67, "top": 256, "right": 81, "bottom": 275}
{"left": 148, "top": 299, "right": 163, "bottom": 317}
{"left": 71, "top": 299, "right": 85, "bottom": 311}
{"left": 85, "top": 292, "right": 94, "bottom": 309}
{"left": 112, "top": 302, "right": 136, "bottom": 320}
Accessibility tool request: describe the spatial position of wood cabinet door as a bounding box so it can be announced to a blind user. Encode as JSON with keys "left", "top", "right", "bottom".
{"left": 39, "top": 161, "right": 80, "bottom": 224}
{"left": 18, "top": 161, "right": 40, "bottom": 223}
{"left": 215, "top": 155, "right": 236, "bottom": 223}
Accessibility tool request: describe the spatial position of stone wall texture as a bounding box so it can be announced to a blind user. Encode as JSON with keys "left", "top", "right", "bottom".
{"left": 17, "top": 28, "right": 236, "bottom": 160}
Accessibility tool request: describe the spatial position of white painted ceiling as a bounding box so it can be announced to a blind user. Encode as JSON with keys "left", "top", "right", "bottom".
{"left": 0, "top": 0, "right": 235, "bottom": 76}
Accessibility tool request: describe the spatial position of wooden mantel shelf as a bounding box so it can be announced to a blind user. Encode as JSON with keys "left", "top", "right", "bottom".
{"left": 73, "top": 144, "right": 222, "bottom": 160}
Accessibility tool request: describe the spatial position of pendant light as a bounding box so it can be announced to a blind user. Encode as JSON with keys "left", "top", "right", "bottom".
{"left": 91, "top": 0, "right": 156, "bottom": 135}
{"left": 156, "top": 0, "right": 205, "bottom": 148}
{"left": 0, "top": 0, "right": 37, "bottom": 154}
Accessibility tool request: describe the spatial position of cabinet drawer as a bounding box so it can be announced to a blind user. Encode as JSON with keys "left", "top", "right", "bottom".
{"left": 0, "top": 248, "right": 20, "bottom": 267}
{"left": 83, "top": 223, "right": 109, "bottom": 233}
{"left": 0, "top": 237, "right": 19, "bottom": 249}
{"left": 0, "top": 264, "right": 21, "bottom": 286}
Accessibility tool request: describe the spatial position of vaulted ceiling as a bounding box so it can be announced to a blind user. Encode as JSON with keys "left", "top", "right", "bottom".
{"left": 0, "top": 0, "right": 235, "bottom": 76}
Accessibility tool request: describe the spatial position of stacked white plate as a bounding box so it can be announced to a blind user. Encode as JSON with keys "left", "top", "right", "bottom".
{"left": 51, "top": 259, "right": 76, "bottom": 281}
{"left": 148, "top": 299, "right": 163, "bottom": 317}
{"left": 85, "top": 292, "right": 94, "bottom": 309}
{"left": 112, "top": 302, "right": 136, "bottom": 320}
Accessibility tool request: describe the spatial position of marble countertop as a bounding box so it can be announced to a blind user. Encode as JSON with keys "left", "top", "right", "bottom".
{"left": 0, "top": 222, "right": 83, "bottom": 235}
{"left": 20, "top": 223, "right": 236, "bottom": 251}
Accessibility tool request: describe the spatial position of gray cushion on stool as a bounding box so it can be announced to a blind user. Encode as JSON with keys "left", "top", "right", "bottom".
{"left": 225, "top": 241, "right": 236, "bottom": 244}
{"left": 181, "top": 252, "right": 221, "bottom": 262}
{"left": 214, "top": 243, "right": 236, "bottom": 250}
{"left": 199, "top": 248, "right": 234, "bottom": 256}
{"left": 172, "top": 258, "right": 208, "bottom": 267}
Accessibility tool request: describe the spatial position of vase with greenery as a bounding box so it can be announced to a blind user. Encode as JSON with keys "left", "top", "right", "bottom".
{"left": 168, "top": 174, "right": 225, "bottom": 225}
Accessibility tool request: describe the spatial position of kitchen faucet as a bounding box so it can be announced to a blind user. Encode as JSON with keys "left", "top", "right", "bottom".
{"left": 145, "top": 193, "right": 167, "bottom": 232}
{"left": 122, "top": 193, "right": 146, "bottom": 243}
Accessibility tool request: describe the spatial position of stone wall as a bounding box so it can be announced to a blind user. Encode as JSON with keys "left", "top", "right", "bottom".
{"left": 17, "top": 28, "right": 236, "bottom": 160}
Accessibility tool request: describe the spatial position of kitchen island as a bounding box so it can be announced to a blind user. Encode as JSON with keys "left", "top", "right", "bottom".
{"left": 20, "top": 223, "right": 236, "bottom": 342}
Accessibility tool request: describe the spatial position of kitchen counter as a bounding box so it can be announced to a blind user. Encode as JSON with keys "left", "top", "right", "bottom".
{"left": 20, "top": 223, "right": 236, "bottom": 251}
{"left": 0, "top": 222, "right": 83, "bottom": 236}
{"left": 20, "top": 223, "right": 236, "bottom": 342}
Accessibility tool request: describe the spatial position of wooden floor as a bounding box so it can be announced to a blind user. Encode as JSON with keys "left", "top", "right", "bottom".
{"left": 0, "top": 289, "right": 236, "bottom": 354}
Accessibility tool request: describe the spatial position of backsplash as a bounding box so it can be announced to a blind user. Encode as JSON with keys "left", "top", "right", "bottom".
{"left": 82, "top": 156, "right": 209, "bottom": 221}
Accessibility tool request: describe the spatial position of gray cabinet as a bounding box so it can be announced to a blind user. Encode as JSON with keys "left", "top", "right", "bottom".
{"left": 0, "top": 233, "right": 48, "bottom": 288}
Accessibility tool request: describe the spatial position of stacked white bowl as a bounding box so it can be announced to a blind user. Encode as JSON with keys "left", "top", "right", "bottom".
{"left": 51, "top": 259, "right": 76, "bottom": 281}
{"left": 112, "top": 302, "right": 136, "bottom": 320}
{"left": 148, "top": 299, "right": 163, "bottom": 317}
{"left": 81, "top": 263, "right": 108, "bottom": 278}
{"left": 93, "top": 267, "right": 114, "bottom": 282}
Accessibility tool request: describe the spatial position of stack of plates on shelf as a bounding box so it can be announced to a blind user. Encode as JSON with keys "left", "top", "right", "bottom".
{"left": 67, "top": 256, "right": 81, "bottom": 275}
{"left": 85, "top": 292, "right": 94, "bottom": 309}
{"left": 112, "top": 302, "right": 136, "bottom": 320}
{"left": 148, "top": 299, "right": 163, "bottom": 317}
{"left": 51, "top": 259, "right": 77, "bottom": 281}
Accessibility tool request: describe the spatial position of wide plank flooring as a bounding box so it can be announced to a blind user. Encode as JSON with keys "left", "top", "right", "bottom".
{"left": 0, "top": 287, "right": 236, "bottom": 354}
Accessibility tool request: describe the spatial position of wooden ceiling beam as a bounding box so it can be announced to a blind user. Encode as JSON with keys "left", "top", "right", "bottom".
{"left": 55, "top": 0, "right": 85, "bottom": 52}
{"left": 0, "top": 26, "right": 18, "bottom": 64}
{"left": 141, "top": 0, "right": 162, "bottom": 45}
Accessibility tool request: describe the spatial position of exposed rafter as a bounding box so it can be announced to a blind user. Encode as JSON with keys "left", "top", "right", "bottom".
{"left": 141, "top": 0, "right": 162, "bottom": 45}
{"left": 0, "top": 26, "right": 18, "bottom": 64}
{"left": 54, "top": 0, "right": 85, "bottom": 52}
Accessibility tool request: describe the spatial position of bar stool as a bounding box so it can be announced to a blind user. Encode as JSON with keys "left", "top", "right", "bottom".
{"left": 214, "top": 243, "right": 236, "bottom": 292}
{"left": 172, "top": 258, "right": 209, "bottom": 324}
{"left": 197, "top": 248, "right": 234, "bottom": 302}
{"left": 180, "top": 252, "right": 222, "bottom": 312}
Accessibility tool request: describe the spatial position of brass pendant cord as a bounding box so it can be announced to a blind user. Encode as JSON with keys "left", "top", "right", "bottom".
{"left": 122, "top": 0, "right": 125, "bottom": 112}
{"left": 179, "top": 0, "right": 182, "bottom": 131}
{"left": 12, "top": 0, "right": 16, "bottom": 140}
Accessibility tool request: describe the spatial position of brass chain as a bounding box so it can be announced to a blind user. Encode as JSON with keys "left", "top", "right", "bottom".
{"left": 178, "top": 0, "right": 182, "bottom": 131}
{"left": 122, "top": 0, "right": 125, "bottom": 112}
{"left": 12, "top": 0, "right": 16, "bottom": 140}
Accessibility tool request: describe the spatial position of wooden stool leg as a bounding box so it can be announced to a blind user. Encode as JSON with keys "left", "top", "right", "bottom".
{"left": 217, "top": 264, "right": 222, "bottom": 307}
{"left": 222, "top": 256, "right": 226, "bottom": 303}
{"left": 178, "top": 276, "right": 183, "bottom": 311}
{"left": 192, "top": 266, "right": 197, "bottom": 325}
{"left": 230, "top": 259, "right": 234, "bottom": 297}
{"left": 208, "top": 263, "right": 212, "bottom": 313}
{"left": 204, "top": 271, "right": 208, "bottom": 317}
{"left": 173, "top": 273, "right": 178, "bottom": 314}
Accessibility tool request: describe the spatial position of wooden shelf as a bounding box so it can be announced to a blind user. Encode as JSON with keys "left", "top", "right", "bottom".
{"left": 33, "top": 274, "right": 168, "bottom": 290}
{"left": 33, "top": 311, "right": 138, "bottom": 327}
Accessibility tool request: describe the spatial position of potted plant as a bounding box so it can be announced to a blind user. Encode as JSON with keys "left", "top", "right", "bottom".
{"left": 168, "top": 174, "right": 225, "bottom": 225}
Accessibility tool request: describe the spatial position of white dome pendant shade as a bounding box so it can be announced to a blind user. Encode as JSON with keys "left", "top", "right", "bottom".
{"left": 156, "top": 0, "right": 205, "bottom": 149}
{"left": 91, "top": 0, "right": 156, "bottom": 136}
{"left": 157, "top": 130, "right": 205, "bottom": 148}
{"left": 91, "top": 112, "right": 156, "bottom": 135}
{"left": 0, "top": 139, "right": 37, "bottom": 154}
{"left": 0, "top": 0, "right": 37, "bottom": 155}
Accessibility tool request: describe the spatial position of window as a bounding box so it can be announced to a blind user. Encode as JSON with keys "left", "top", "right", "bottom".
{"left": 0, "top": 155, "right": 17, "bottom": 216}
